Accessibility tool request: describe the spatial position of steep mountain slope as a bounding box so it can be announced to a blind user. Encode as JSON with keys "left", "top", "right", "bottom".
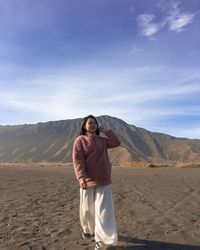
{"left": 0, "top": 115, "right": 200, "bottom": 164}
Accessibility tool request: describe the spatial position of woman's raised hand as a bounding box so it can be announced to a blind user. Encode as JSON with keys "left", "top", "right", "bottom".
{"left": 99, "top": 126, "right": 109, "bottom": 133}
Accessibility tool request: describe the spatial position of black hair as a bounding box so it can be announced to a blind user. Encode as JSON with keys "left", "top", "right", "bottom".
{"left": 80, "top": 115, "right": 100, "bottom": 135}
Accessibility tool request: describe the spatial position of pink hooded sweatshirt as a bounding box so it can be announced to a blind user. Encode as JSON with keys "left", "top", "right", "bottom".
{"left": 72, "top": 130, "right": 121, "bottom": 187}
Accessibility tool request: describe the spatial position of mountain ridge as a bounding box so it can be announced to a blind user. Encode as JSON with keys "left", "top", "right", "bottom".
{"left": 0, "top": 115, "right": 200, "bottom": 164}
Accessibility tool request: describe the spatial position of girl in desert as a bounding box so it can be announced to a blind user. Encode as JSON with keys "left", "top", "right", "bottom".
{"left": 72, "top": 115, "right": 121, "bottom": 249}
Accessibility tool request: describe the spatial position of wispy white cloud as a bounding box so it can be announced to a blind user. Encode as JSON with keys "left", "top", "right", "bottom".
{"left": 128, "top": 44, "right": 143, "bottom": 55}
{"left": 167, "top": 1, "right": 195, "bottom": 32}
{"left": 0, "top": 77, "right": 89, "bottom": 120}
{"left": 101, "top": 82, "right": 200, "bottom": 105}
{"left": 144, "top": 122, "right": 200, "bottom": 139}
{"left": 0, "top": 63, "right": 200, "bottom": 138}
{"left": 176, "top": 127, "right": 200, "bottom": 139}
{"left": 137, "top": 14, "right": 161, "bottom": 37}
{"left": 2, "top": 65, "right": 199, "bottom": 121}
{"left": 0, "top": 64, "right": 132, "bottom": 122}
{"left": 137, "top": 1, "right": 195, "bottom": 38}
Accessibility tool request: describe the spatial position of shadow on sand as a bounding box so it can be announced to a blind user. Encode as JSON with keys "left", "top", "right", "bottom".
{"left": 106, "top": 235, "right": 200, "bottom": 250}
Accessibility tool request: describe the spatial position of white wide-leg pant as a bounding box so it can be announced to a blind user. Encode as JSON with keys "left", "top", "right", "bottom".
{"left": 80, "top": 185, "right": 118, "bottom": 246}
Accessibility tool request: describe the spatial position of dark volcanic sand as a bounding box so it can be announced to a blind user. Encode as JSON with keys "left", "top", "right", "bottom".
{"left": 0, "top": 165, "right": 200, "bottom": 250}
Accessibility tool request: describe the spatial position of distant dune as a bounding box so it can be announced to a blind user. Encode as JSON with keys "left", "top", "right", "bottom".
{"left": 1, "top": 115, "right": 200, "bottom": 164}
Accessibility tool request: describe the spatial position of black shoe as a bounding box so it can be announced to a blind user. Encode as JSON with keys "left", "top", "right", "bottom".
{"left": 82, "top": 231, "right": 95, "bottom": 240}
{"left": 95, "top": 241, "right": 104, "bottom": 249}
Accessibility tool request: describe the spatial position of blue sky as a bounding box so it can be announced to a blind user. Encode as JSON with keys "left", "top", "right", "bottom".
{"left": 0, "top": 0, "right": 200, "bottom": 139}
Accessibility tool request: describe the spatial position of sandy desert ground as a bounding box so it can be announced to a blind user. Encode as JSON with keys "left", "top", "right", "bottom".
{"left": 0, "top": 164, "right": 200, "bottom": 250}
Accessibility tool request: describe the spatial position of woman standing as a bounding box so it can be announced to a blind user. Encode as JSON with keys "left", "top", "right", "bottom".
{"left": 72, "top": 115, "right": 121, "bottom": 249}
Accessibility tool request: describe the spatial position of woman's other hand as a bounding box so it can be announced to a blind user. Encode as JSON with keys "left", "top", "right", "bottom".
{"left": 79, "top": 177, "right": 87, "bottom": 190}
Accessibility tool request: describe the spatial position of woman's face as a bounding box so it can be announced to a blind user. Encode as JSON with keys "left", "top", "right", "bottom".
{"left": 84, "top": 118, "right": 97, "bottom": 134}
